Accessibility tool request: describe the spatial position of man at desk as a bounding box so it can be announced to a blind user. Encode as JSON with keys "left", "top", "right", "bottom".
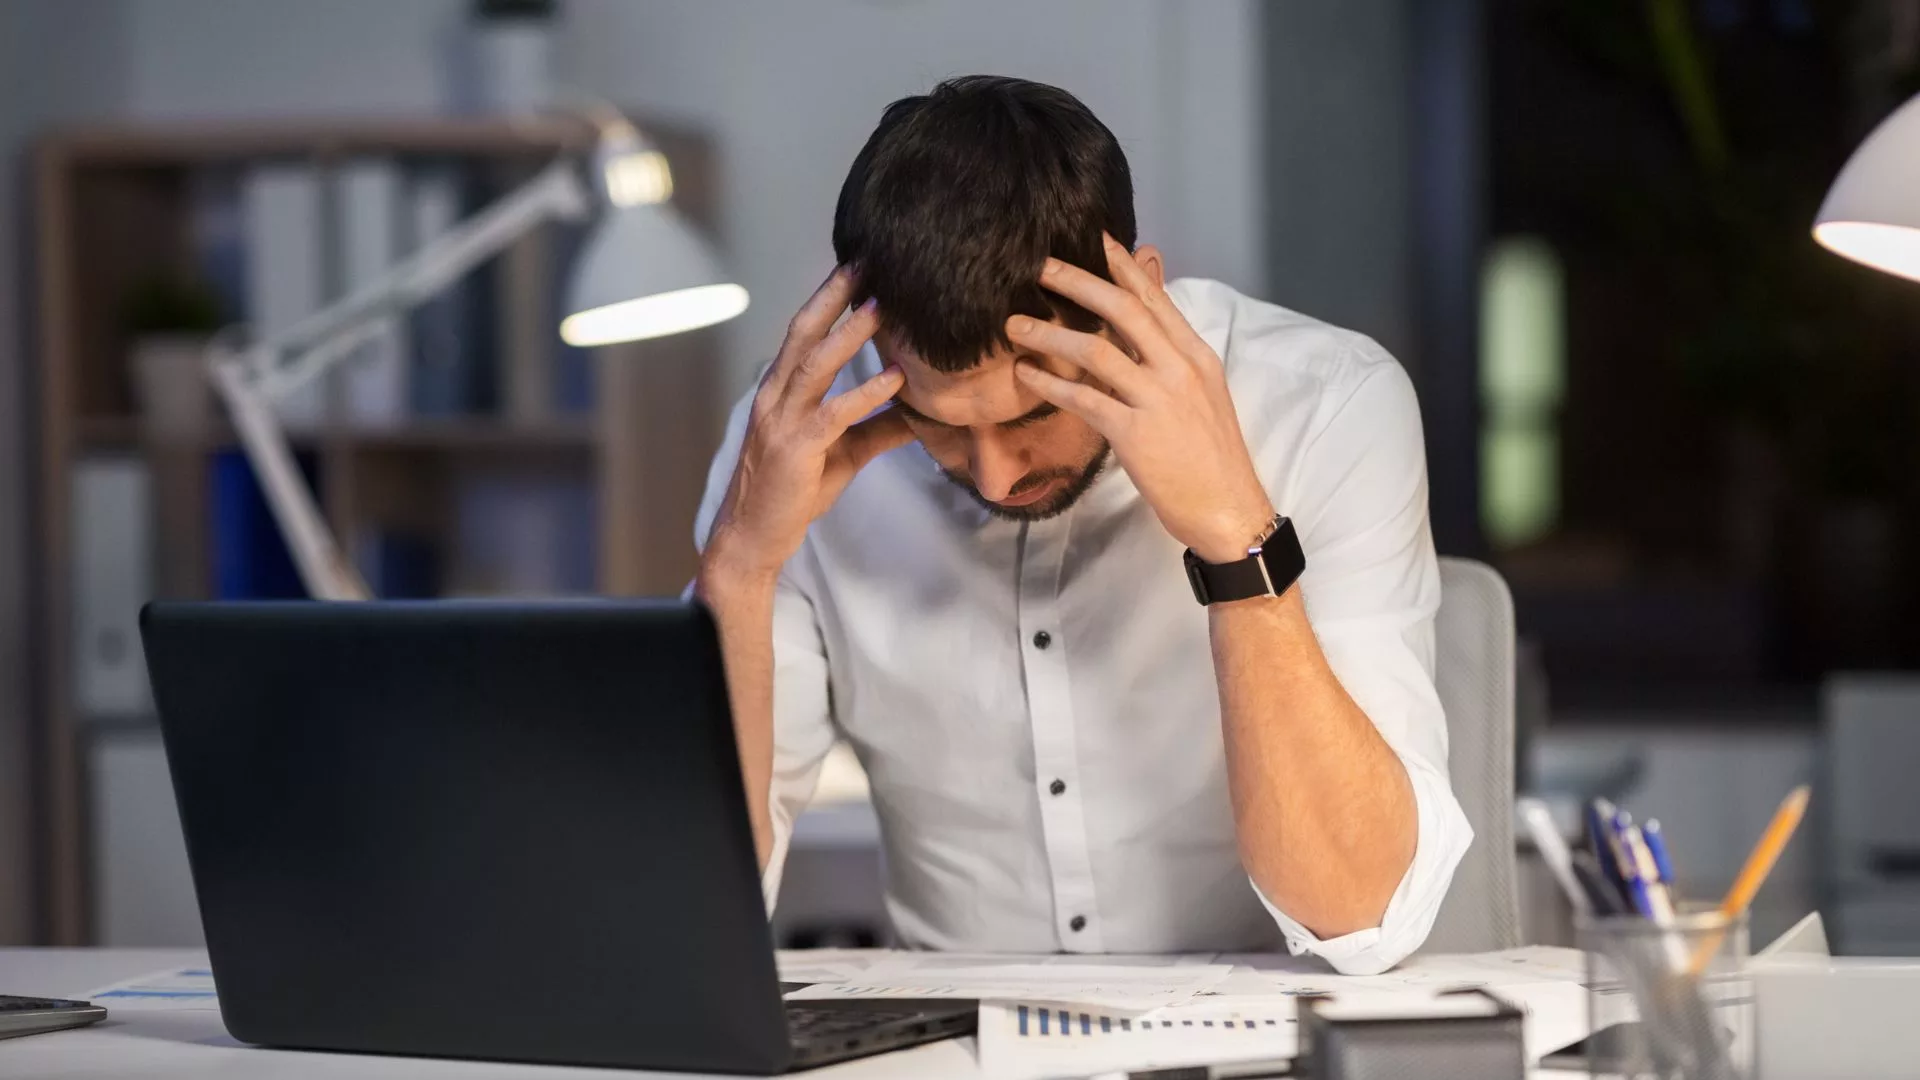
{"left": 692, "top": 76, "right": 1470, "bottom": 976}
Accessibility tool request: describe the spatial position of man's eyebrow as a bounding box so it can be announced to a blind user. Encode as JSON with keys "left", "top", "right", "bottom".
{"left": 1000, "top": 401, "right": 1060, "bottom": 428}
{"left": 889, "top": 397, "right": 946, "bottom": 426}
{"left": 889, "top": 397, "right": 1061, "bottom": 430}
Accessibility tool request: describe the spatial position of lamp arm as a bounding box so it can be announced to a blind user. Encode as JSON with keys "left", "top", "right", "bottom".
{"left": 252, "top": 159, "right": 592, "bottom": 399}
{"left": 208, "top": 157, "right": 595, "bottom": 601}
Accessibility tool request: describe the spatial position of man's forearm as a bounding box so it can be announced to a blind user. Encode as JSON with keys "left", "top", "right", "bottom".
{"left": 694, "top": 542, "right": 779, "bottom": 870}
{"left": 1211, "top": 584, "right": 1417, "bottom": 938}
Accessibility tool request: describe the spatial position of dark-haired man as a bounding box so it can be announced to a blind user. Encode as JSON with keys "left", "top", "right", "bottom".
{"left": 693, "top": 76, "right": 1469, "bottom": 975}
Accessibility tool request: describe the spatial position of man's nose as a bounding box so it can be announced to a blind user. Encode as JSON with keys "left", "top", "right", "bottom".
{"left": 969, "top": 431, "right": 1025, "bottom": 502}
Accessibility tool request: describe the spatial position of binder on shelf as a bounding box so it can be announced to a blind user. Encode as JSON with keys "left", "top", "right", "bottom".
{"left": 209, "top": 449, "right": 315, "bottom": 601}
{"left": 71, "top": 457, "right": 155, "bottom": 719}
{"left": 407, "top": 166, "right": 487, "bottom": 416}
{"left": 241, "top": 163, "right": 328, "bottom": 428}
{"left": 498, "top": 216, "right": 555, "bottom": 423}
{"left": 450, "top": 468, "right": 595, "bottom": 596}
{"left": 352, "top": 528, "right": 442, "bottom": 600}
{"left": 188, "top": 168, "right": 247, "bottom": 329}
{"left": 337, "top": 159, "right": 410, "bottom": 425}
{"left": 549, "top": 221, "right": 595, "bottom": 414}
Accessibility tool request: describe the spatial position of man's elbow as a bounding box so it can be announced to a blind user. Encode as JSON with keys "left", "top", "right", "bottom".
{"left": 1255, "top": 859, "right": 1403, "bottom": 941}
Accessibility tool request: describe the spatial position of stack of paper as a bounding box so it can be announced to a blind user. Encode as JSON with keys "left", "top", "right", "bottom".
{"left": 775, "top": 948, "right": 888, "bottom": 986}
{"left": 1241, "top": 946, "right": 1597, "bottom": 1060}
{"left": 785, "top": 953, "right": 1235, "bottom": 1011}
{"left": 81, "top": 946, "right": 1603, "bottom": 1079}
{"left": 972, "top": 947, "right": 1598, "bottom": 1079}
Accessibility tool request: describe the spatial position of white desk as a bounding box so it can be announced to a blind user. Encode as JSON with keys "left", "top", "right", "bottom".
{"left": 2, "top": 949, "right": 1585, "bottom": 1078}
{"left": 0, "top": 949, "right": 976, "bottom": 1079}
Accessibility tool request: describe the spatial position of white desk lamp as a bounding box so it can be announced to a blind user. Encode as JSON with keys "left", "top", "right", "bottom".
{"left": 209, "top": 111, "right": 748, "bottom": 600}
{"left": 1815, "top": 92, "right": 1920, "bottom": 284}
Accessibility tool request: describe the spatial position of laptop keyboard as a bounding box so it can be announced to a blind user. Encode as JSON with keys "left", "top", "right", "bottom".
{"left": 787, "top": 1005, "right": 926, "bottom": 1040}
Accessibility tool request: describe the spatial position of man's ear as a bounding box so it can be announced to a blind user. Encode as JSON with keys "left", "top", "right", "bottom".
{"left": 1133, "top": 243, "right": 1166, "bottom": 289}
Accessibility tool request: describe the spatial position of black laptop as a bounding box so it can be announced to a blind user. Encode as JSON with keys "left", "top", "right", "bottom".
{"left": 140, "top": 600, "right": 972, "bottom": 1074}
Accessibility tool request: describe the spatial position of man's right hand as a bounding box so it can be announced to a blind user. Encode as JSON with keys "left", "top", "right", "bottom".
{"left": 700, "top": 268, "right": 912, "bottom": 588}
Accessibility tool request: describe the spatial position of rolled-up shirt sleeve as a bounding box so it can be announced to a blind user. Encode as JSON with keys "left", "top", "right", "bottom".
{"left": 692, "top": 376, "right": 839, "bottom": 911}
{"left": 1255, "top": 743, "right": 1471, "bottom": 974}
{"left": 1245, "top": 351, "right": 1473, "bottom": 975}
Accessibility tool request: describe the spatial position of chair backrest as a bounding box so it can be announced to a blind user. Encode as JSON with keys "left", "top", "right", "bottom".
{"left": 1423, "top": 557, "right": 1522, "bottom": 953}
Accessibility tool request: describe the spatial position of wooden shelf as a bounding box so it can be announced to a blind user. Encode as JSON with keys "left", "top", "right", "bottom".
{"left": 31, "top": 114, "right": 724, "bottom": 944}
{"left": 75, "top": 415, "right": 268, "bottom": 451}
{"left": 41, "top": 116, "right": 600, "bottom": 166}
{"left": 345, "top": 418, "right": 598, "bottom": 451}
{"left": 73, "top": 415, "right": 598, "bottom": 453}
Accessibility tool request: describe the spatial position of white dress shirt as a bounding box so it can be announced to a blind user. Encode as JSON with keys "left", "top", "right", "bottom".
{"left": 694, "top": 278, "right": 1471, "bottom": 975}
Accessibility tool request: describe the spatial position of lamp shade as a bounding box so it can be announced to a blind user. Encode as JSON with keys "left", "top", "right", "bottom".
{"left": 1814, "top": 93, "right": 1920, "bottom": 284}
{"left": 560, "top": 200, "right": 749, "bottom": 347}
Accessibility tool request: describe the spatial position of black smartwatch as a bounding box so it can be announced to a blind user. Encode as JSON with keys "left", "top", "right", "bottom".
{"left": 1183, "top": 514, "right": 1305, "bottom": 606}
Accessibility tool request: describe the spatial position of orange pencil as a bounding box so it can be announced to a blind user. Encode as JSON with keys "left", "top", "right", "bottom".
{"left": 1689, "top": 785, "right": 1810, "bottom": 974}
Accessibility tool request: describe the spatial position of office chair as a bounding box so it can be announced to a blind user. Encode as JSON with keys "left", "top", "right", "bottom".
{"left": 1423, "top": 557, "right": 1523, "bottom": 953}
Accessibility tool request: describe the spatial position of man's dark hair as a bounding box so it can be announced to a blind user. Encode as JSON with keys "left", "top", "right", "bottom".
{"left": 832, "top": 75, "right": 1137, "bottom": 373}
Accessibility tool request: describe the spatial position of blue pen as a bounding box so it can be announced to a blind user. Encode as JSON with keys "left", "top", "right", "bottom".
{"left": 1623, "top": 820, "right": 1690, "bottom": 970}
{"left": 1643, "top": 819, "right": 1678, "bottom": 890}
{"left": 1585, "top": 798, "right": 1613, "bottom": 853}
{"left": 1610, "top": 810, "right": 1655, "bottom": 917}
{"left": 1589, "top": 800, "right": 1635, "bottom": 901}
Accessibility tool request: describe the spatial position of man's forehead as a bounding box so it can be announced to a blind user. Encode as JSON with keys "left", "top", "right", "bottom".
{"left": 877, "top": 335, "right": 1049, "bottom": 428}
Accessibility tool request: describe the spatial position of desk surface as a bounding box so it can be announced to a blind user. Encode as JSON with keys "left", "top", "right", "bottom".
{"left": 1, "top": 949, "right": 1583, "bottom": 1079}
{"left": 0, "top": 949, "right": 977, "bottom": 1080}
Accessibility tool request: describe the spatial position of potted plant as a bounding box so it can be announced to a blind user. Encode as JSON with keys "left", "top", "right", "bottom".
{"left": 122, "top": 274, "right": 226, "bottom": 436}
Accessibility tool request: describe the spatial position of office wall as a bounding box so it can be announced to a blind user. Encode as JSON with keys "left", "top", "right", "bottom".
{"left": 1263, "top": 0, "right": 1416, "bottom": 368}
{"left": 0, "top": 0, "right": 129, "bottom": 945}
{"left": 0, "top": 0, "right": 38, "bottom": 950}
{"left": 119, "top": 0, "right": 464, "bottom": 117}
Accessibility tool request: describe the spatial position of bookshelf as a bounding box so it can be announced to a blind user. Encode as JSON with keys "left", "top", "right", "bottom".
{"left": 31, "top": 115, "right": 729, "bottom": 943}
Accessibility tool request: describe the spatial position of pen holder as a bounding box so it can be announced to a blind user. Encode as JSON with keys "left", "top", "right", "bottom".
{"left": 1577, "top": 907, "right": 1752, "bottom": 1080}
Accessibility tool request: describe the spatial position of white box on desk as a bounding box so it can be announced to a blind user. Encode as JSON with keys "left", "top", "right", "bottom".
{"left": 1753, "top": 913, "right": 1920, "bottom": 1080}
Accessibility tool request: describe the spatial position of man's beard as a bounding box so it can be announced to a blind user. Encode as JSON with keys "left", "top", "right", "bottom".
{"left": 939, "top": 442, "right": 1112, "bottom": 522}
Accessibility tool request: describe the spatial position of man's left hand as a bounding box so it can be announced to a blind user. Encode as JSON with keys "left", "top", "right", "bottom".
{"left": 1009, "top": 235, "right": 1273, "bottom": 564}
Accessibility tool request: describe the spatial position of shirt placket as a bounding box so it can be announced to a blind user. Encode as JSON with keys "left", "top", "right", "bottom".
{"left": 1017, "top": 517, "right": 1103, "bottom": 952}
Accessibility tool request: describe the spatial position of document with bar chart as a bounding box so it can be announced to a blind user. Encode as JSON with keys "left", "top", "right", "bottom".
{"left": 977, "top": 997, "right": 1301, "bottom": 1080}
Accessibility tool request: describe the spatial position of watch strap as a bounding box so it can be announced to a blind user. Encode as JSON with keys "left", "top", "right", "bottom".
{"left": 1184, "top": 516, "right": 1305, "bottom": 605}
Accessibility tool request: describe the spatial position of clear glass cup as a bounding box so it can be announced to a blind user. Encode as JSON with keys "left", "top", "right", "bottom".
{"left": 1576, "top": 906, "right": 1752, "bottom": 1080}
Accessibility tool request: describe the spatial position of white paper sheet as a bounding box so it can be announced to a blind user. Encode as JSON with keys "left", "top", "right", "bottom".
{"left": 1233, "top": 947, "right": 1595, "bottom": 1061}
{"left": 874, "top": 952, "right": 1221, "bottom": 970}
{"left": 80, "top": 967, "right": 221, "bottom": 1011}
{"left": 785, "top": 955, "right": 1236, "bottom": 1011}
{"left": 1225, "top": 945, "right": 1590, "bottom": 998}
{"left": 776, "top": 948, "right": 891, "bottom": 985}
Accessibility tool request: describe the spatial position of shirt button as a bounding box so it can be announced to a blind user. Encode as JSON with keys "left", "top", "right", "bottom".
{"left": 1049, "top": 778, "right": 1066, "bottom": 797}
{"left": 1032, "top": 630, "right": 1052, "bottom": 650}
{"left": 1069, "top": 915, "right": 1087, "bottom": 933}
